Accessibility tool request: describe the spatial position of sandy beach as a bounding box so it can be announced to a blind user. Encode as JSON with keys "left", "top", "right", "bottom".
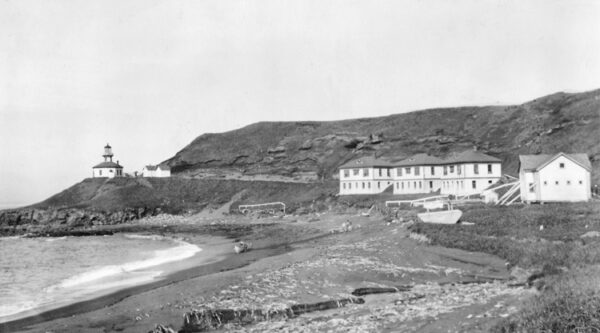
{"left": 0, "top": 211, "right": 536, "bottom": 333}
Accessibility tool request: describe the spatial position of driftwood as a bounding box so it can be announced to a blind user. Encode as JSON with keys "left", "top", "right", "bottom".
{"left": 180, "top": 298, "right": 365, "bottom": 332}
{"left": 148, "top": 324, "right": 177, "bottom": 333}
{"left": 351, "top": 285, "right": 413, "bottom": 296}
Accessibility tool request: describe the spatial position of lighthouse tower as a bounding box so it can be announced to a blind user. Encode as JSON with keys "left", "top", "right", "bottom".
{"left": 103, "top": 144, "right": 114, "bottom": 162}
{"left": 92, "top": 143, "right": 124, "bottom": 178}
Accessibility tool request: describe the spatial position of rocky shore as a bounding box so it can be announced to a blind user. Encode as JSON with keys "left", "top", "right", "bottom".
{"left": 0, "top": 206, "right": 161, "bottom": 236}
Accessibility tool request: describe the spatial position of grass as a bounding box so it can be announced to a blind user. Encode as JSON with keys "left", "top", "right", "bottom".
{"left": 408, "top": 202, "right": 600, "bottom": 332}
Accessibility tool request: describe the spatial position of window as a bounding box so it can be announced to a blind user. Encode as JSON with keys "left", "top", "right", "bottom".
{"left": 353, "top": 169, "right": 359, "bottom": 176}
{"left": 429, "top": 181, "right": 433, "bottom": 188}
{"left": 579, "top": 180, "right": 583, "bottom": 185}
{"left": 363, "top": 168, "right": 369, "bottom": 177}
{"left": 401, "top": 182, "right": 404, "bottom": 189}
{"left": 488, "top": 180, "right": 493, "bottom": 184}
{"left": 343, "top": 183, "right": 346, "bottom": 189}
{"left": 349, "top": 183, "right": 352, "bottom": 189}
{"left": 109, "top": 169, "right": 113, "bottom": 173}
{"left": 415, "top": 167, "right": 420, "bottom": 176}
{"left": 457, "top": 165, "right": 461, "bottom": 175}
{"left": 344, "top": 170, "right": 349, "bottom": 178}
{"left": 419, "top": 181, "right": 422, "bottom": 189}
{"left": 362, "top": 182, "right": 365, "bottom": 189}
{"left": 99, "top": 170, "right": 102, "bottom": 176}
{"left": 368, "top": 182, "right": 371, "bottom": 189}
{"left": 555, "top": 181, "right": 559, "bottom": 185}
{"left": 472, "top": 180, "right": 477, "bottom": 189}
{"left": 559, "top": 163, "right": 565, "bottom": 169}
{"left": 414, "top": 181, "right": 417, "bottom": 188}
{"left": 431, "top": 166, "right": 435, "bottom": 175}
{"left": 397, "top": 168, "right": 402, "bottom": 176}
{"left": 405, "top": 167, "right": 411, "bottom": 174}
{"left": 567, "top": 180, "right": 571, "bottom": 185}
{"left": 396, "top": 182, "right": 399, "bottom": 189}
{"left": 378, "top": 168, "right": 382, "bottom": 177}
{"left": 449, "top": 165, "right": 454, "bottom": 173}
{"left": 443, "top": 166, "right": 448, "bottom": 175}
{"left": 488, "top": 164, "right": 492, "bottom": 174}
{"left": 378, "top": 182, "right": 381, "bottom": 189}
{"left": 474, "top": 164, "right": 479, "bottom": 175}
{"left": 544, "top": 181, "right": 547, "bottom": 185}
{"left": 529, "top": 183, "right": 535, "bottom": 192}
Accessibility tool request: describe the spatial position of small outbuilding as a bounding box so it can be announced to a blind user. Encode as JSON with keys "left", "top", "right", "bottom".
{"left": 142, "top": 164, "right": 171, "bottom": 178}
{"left": 519, "top": 152, "right": 591, "bottom": 203}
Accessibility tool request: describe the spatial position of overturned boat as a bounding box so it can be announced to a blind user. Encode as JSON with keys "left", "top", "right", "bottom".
{"left": 417, "top": 201, "right": 462, "bottom": 224}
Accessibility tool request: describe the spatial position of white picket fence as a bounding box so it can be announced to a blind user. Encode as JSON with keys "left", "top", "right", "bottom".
{"left": 238, "top": 202, "right": 286, "bottom": 215}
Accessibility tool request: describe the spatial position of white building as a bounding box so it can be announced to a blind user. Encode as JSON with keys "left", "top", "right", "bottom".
{"left": 142, "top": 164, "right": 171, "bottom": 177}
{"left": 92, "top": 144, "right": 124, "bottom": 178}
{"left": 392, "top": 151, "right": 502, "bottom": 196}
{"left": 338, "top": 156, "right": 394, "bottom": 195}
{"left": 338, "top": 150, "right": 502, "bottom": 196}
{"left": 519, "top": 153, "right": 591, "bottom": 203}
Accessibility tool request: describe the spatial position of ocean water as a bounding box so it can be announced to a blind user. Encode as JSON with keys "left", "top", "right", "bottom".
{"left": 0, "top": 234, "right": 201, "bottom": 322}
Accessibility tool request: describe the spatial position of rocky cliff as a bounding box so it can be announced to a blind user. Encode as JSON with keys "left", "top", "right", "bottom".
{"left": 165, "top": 89, "right": 600, "bottom": 183}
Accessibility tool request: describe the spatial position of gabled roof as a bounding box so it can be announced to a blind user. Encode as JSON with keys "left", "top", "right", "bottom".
{"left": 445, "top": 150, "right": 501, "bottom": 164}
{"left": 520, "top": 153, "right": 591, "bottom": 171}
{"left": 144, "top": 164, "right": 171, "bottom": 171}
{"left": 338, "top": 156, "right": 393, "bottom": 169}
{"left": 395, "top": 153, "right": 444, "bottom": 166}
{"left": 93, "top": 161, "right": 123, "bottom": 169}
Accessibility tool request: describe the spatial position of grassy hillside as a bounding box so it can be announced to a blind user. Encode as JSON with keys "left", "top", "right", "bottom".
{"left": 33, "top": 177, "right": 339, "bottom": 214}
{"left": 165, "top": 89, "right": 600, "bottom": 183}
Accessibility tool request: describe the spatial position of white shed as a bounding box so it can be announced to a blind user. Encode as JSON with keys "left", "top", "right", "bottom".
{"left": 519, "top": 153, "right": 591, "bottom": 203}
{"left": 142, "top": 164, "right": 171, "bottom": 178}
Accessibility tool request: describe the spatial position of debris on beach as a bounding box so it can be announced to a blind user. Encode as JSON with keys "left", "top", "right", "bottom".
{"left": 180, "top": 298, "right": 365, "bottom": 332}
{"left": 234, "top": 241, "right": 252, "bottom": 254}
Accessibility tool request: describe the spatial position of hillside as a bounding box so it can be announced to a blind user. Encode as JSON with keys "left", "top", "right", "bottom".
{"left": 32, "top": 177, "right": 339, "bottom": 214}
{"left": 165, "top": 89, "right": 600, "bottom": 183}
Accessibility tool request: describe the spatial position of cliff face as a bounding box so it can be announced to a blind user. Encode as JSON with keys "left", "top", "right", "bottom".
{"left": 165, "top": 89, "right": 600, "bottom": 184}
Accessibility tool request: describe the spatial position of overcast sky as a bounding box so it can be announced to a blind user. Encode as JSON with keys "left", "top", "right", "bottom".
{"left": 1, "top": 0, "right": 599, "bottom": 207}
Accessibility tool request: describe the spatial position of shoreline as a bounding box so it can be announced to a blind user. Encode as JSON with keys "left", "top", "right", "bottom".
{"left": 0, "top": 223, "right": 303, "bottom": 333}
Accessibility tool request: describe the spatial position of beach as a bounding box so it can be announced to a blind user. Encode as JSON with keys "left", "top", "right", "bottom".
{"left": 1, "top": 211, "right": 534, "bottom": 333}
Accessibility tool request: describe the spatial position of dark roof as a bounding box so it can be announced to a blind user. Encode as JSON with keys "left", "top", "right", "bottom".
{"left": 93, "top": 161, "right": 123, "bottom": 169}
{"left": 145, "top": 164, "right": 171, "bottom": 171}
{"left": 104, "top": 143, "right": 111, "bottom": 148}
{"left": 338, "top": 156, "right": 393, "bottom": 169}
{"left": 395, "top": 153, "right": 444, "bottom": 166}
{"left": 520, "top": 153, "right": 591, "bottom": 171}
{"left": 445, "top": 150, "right": 501, "bottom": 164}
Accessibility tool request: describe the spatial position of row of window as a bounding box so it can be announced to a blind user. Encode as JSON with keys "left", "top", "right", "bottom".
{"left": 342, "top": 179, "right": 495, "bottom": 191}
{"left": 98, "top": 169, "right": 122, "bottom": 176}
{"left": 342, "top": 164, "right": 495, "bottom": 178}
{"left": 529, "top": 180, "right": 584, "bottom": 192}
{"left": 342, "top": 181, "right": 392, "bottom": 190}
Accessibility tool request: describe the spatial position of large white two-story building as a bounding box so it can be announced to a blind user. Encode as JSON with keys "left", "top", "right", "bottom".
{"left": 338, "top": 156, "right": 394, "bottom": 195}
{"left": 339, "top": 150, "right": 502, "bottom": 196}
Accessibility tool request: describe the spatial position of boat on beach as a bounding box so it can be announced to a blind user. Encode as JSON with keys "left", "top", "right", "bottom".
{"left": 417, "top": 201, "right": 462, "bottom": 224}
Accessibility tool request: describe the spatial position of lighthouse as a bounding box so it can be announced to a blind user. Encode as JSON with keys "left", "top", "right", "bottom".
{"left": 92, "top": 143, "right": 124, "bottom": 178}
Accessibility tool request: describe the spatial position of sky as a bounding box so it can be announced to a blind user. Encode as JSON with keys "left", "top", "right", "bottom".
{"left": 1, "top": 0, "right": 599, "bottom": 207}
